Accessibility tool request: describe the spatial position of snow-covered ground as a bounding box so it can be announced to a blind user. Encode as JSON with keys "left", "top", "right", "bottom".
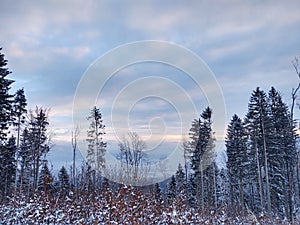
{"left": 0, "top": 186, "right": 293, "bottom": 225}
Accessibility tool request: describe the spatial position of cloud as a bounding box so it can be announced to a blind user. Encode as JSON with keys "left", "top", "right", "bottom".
{"left": 125, "top": 2, "right": 188, "bottom": 33}
{"left": 51, "top": 46, "right": 91, "bottom": 59}
{"left": 1, "top": 0, "right": 300, "bottom": 169}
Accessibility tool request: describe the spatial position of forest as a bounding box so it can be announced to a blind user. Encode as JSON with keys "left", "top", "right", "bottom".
{"left": 1, "top": 47, "right": 300, "bottom": 224}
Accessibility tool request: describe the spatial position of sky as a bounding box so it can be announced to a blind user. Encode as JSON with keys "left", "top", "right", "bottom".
{"left": 1, "top": 0, "right": 300, "bottom": 177}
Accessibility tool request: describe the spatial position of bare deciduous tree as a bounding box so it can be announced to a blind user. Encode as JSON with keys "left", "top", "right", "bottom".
{"left": 119, "top": 132, "right": 147, "bottom": 184}
{"left": 71, "top": 126, "right": 79, "bottom": 187}
{"left": 291, "top": 56, "right": 300, "bottom": 122}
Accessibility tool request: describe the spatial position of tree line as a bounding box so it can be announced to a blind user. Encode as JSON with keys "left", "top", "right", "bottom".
{"left": 0, "top": 48, "right": 299, "bottom": 222}
{"left": 169, "top": 86, "right": 299, "bottom": 221}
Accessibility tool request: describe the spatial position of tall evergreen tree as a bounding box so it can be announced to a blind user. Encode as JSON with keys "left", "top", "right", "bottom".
{"left": 190, "top": 107, "right": 216, "bottom": 209}
{"left": 18, "top": 128, "right": 32, "bottom": 194}
{"left": 245, "top": 87, "right": 272, "bottom": 213}
{"left": 216, "top": 167, "right": 229, "bottom": 208}
{"left": 28, "top": 107, "right": 50, "bottom": 190}
{"left": 183, "top": 119, "right": 201, "bottom": 190}
{"left": 12, "top": 88, "right": 27, "bottom": 191}
{"left": 267, "top": 87, "right": 297, "bottom": 219}
{"left": 188, "top": 118, "right": 201, "bottom": 153}
{"left": 86, "top": 106, "right": 106, "bottom": 174}
{"left": 0, "top": 136, "right": 16, "bottom": 199}
{"left": 0, "top": 48, "right": 14, "bottom": 143}
{"left": 241, "top": 86, "right": 298, "bottom": 219}
{"left": 12, "top": 88, "right": 27, "bottom": 148}
{"left": 226, "top": 114, "right": 248, "bottom": 211}
{"left": 0, "top": 49, "right": 15, "bottom": 200}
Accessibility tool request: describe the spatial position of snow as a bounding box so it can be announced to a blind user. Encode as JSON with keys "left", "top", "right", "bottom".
{"left": 0, "top": 188, "right": 295, "bottom": 224}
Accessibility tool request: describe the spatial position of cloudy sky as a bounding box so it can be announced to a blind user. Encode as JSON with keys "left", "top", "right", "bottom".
{"left": 1, "top": 0, "right": 300, "bottom": 172}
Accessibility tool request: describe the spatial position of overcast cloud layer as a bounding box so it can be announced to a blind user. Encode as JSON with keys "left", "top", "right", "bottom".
{"left": 1, "top": 0, "right": 300, "bottom": 170}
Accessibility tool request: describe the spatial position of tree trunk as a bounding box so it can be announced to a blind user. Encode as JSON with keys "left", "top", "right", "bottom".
{"left": 239, "top": 176, "right": 245, "bottom": 211}
{"left": 261, "top": 114, "right": 271, "bottom": 213}
{"left": 255, "top": 140, "right": 264, "bottom": 210}
{"left": 200, "top": 164, "right": 204, "bottom": 211}
{"left": 14, "top": 116, "right": 21, "bottom": 192}
{"left": 213, "top": 163, "right": 217, "bottom": 209}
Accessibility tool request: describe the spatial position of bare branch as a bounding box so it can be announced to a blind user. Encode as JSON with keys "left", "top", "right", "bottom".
{"left": 291, "top": 56, "right": 300, "bottom": 121}
{"left": 293, "top": 56, "right": 300, "bottom": 78}
{"left": 71, "top": 126, "right": 80, "bottom": 187}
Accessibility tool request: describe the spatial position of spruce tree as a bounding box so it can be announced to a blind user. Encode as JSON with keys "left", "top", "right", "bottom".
{"left": 267, "top": 87, "right": 297, "bottom": 219}
{"left": 245, "top": 87, "right": 272, "bottom": 213}
{"left": 12, "top": 88, "right": 27, "bottom": 191}
{"left": 190, "top": 107, "right": 216, "bottom": 209}
{"left": 175, "top": 163, "right": 186, "bottom": 195}
{"left": 184, "top": 118, "right": 201, "bottom": 188}
{"left": 28, "top": 107, "right": 50, "bottom": 190}
{"left": 154, "top": 182, "right": 163, "bottom": 204}
{"left": 38, "top": 161, "right": 53, "bottom": 195}
{"left": 86, "top": 106, "right": 106, "bottom": 174}
{"left": 0, "top": 49, "right": 15, "bottom": 199}
{"left": 216, "top": 167, "right": 229, "bottom": 208}
{"left": 0, "top": 48, "right": 14, "bottom": 143}
{"left": 188, "top": 118, "right": 201, "bottom": 152}
{"left": 167, "top": 175, "right": 176, "bottom": 204}
{"left": 12, "top": 88, "right": 27, "bottom": 148}
{"left": 57, "top": 166, "right": 70, "bottom": 197}
{"left": 18, "top": 128, "right": 32, "bottom": 194}
{"left": 226, "top": 114, "right": 248, "bottom": 211}
{"left": 0, "top": 136, "right": 16, "bottom": 199}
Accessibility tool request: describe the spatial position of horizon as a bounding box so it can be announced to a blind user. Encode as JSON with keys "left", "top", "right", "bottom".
{"left": 1, "top": 1, "right": 300, "bottom": 173}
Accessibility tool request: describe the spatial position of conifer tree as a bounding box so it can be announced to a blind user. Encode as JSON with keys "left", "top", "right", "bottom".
{"left": 38, "top": 161, "right": 53, "bottom": 195}
{"left": 267, "top": 87, "right": 297, "bottom": 219}
{"left": 245, "top": 87, "right": 272, "bottom": 213}
{"left": 0, "top": 136, "right": 16, "bottom": 199}
{"left": 86, "top": 106, "right": 106, "bottom": 174}
{"left": 0, "top": 48, "right": 14, "bottom": 143}
{"left": 241, "top": 86, "right": 298, "bottom": 218}
{"left": 18, "top": 128, "right": 32, "bottom": 193}
{"left": 28, "top": 107, "right": 50, "bottom": 190}
{"left": 187, "top": 175, "right": 197, "bottom": 207}
{"left": 188, "top": 118, "right": 201, "bottom": 152}
{"left": 12, "top": 88, "right": 27, "bottom": 147}
{"left": 190, "top": 107, "right": 216, "bottom": 209}
{"left": 183, "top": 119, "right": 201, "bottom": 187}
{"left": 167, "top": 175, "right": 176, "bottom": 204}
{"left": 57, "top": 166, "right": 70, "bottom": 197}
{"left": 12, "top": 88, "right": 27, "bottom": 190}
{"left": 216, "top": 167, "right": 229, "bottom": 208}
{"left": 226, "top": 114, "right": 248, "bottom": 211}
{"left": 0, "top": 49, "right": 15, "bottom": 199}
{"left": 154, "top": 182, "right": 163, "bottom": 204}
{"left": 175, "top": 163, "right": 186, "bottom": 195}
